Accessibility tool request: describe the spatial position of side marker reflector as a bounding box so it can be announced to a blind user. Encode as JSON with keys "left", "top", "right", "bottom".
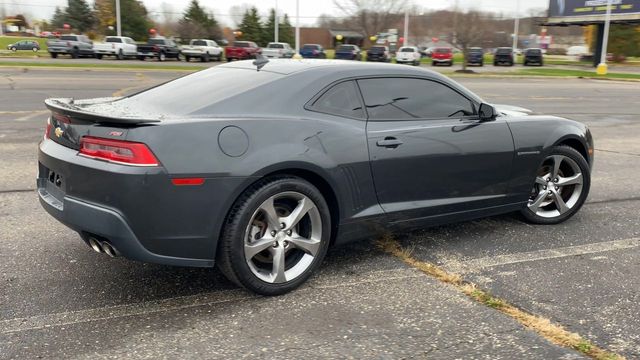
{"left": 171, "top": 178, "right": 205, "bottom": 186}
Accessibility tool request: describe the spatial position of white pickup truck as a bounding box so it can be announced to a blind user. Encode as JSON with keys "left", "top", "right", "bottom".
{"left": 181, "top": 39, "right": 222, "bottom": 62}
{"left": 93, "top": 36, "right": 138, "bottom": 60}
{"left": 262, "top": 42, "right": 295, "bottom": 59}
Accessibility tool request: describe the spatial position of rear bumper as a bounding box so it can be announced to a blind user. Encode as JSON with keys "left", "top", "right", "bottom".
{"left": 94, "top": 49, "right": 117, "bottom": 55}
{"left": 37, "top": 139, "right": 253, "bottom": 268}
{"left": 432, "top": 58, "right": 452, "bottom": 63}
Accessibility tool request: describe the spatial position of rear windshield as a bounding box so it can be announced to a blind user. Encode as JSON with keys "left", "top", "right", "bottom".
{"left": 469, "top": 48, "right": 483, "bottom": 54}
{"left": 105, "top": 37, "right": 122, "bottom": 43}
{"left": 233, "top": 41, "right": 250, "bottom": 47}
{"left": 268, "top": 43, "right": 284, "bottom": 49}
{"left": 60, "top": 35, "right": 77, "bottom": 41}
{"left": 115, "top": 67, "right": 282, "bottom": 117}
{"left": 148, "top": 38, "right": 166, "bottom": 45}
{"left": 370, "top": 46, "right": 386, "bottom": 52}
{"left": 399, "top": 47, "right": 415, "bottom": 52}
{"left": 496, "top": 48, "right": 512, "bottom": 54}
{"left": 526, "top": 49, "right": 542, "bottom": 55}
{"left": 303, "top": 45, "right": 319, "bottom": 50}
{"left": 338, "top": 45, "right": 356, "bottom": 51}
{"left": 192, "top": 40, "right": 207, "bottom": 46}
{"left": 435, "top": 48, "right": 451, "bottom": 53}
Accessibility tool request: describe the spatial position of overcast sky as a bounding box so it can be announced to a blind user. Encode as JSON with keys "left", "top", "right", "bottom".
{"left": 4, "top": 0, "right": 550, "bottom": 26}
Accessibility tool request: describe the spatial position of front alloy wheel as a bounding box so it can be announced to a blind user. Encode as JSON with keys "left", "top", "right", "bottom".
{"left": 217, "top": 176, "right": 331, "bottom": 295}
{"left": 521, "top": 146, "right": 590, "bottom": 224}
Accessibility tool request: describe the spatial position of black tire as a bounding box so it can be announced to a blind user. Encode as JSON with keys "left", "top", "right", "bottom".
{"left": 138, "top": 56, "right": 145, "bottom": 61}
{"left": 432, "top": 61, "right": 436, "bottom": 66}
{"left": 185, "top": 56, "right": 191, "bottom": 62}
{"left": 10, "top": 47, "right": 16, "bottom": 52}
{"left": 158, "top": 52, "right": 166, "bottom": 62}
{"left": 96, "top": 54, "right": 103, "bottom": 60}
{"left": 33, "top": 47, "right": 39, "bottom": 52}
{"left": 71, "top": 49, "right": 79, "bottom": 59}
{"left": 217, "top": 176, "right": 332, "bottom": 296}
{"left": 202, "top": 53, "right": 210, "bottom": 62}
{"left": 227, "top": 57, "right": 232, "bottom": 62}
{"left": 50, "top": 52, "right": 58, "bottom": 58}
{"left": 520, "top": 145, "right": 591, "bottom": 225}
{"left": 117, "top": 49, "right": 124, "bottom": 60}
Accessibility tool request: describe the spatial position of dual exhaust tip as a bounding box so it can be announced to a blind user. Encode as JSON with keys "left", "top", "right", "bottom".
{"left": 87, "top": 237, "right": 118, "bottom": 258}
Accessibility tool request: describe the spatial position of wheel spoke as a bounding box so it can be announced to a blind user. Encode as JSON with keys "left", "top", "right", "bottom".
{"left": 535, "top": 175, "right": 549, "bottom": 186}
{"left": 557, "top": 173, "right": 583, "bottom": 186}
{"left": 552, "top": 191, "right": 570, "bottom": 214}
{"left": 244, "top": 237, "right": 274, "bottom": 259}
{"left": 528, "top": 190, "right": 547, "bottom": 213}
{"left": 259, "top": 196, "right": 281, "bottom": 231}
{"left": 283, "top": 197, "right": 315, "bottom": 230}
{"left": 288, "top": 235, "right": 320, "bottom": 256}
{"left": 551, "top": 155, "right": 564, "bottom": 178}
{"left": 272, "top": 246, "right": 287, "bottom": 283}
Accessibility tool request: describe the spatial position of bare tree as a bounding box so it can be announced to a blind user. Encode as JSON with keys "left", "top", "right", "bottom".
{"left": 333, "top": 0, "right": 408, "bottom": 37}
{"left": 453, "top": 11, "right": 489, "bottom": 71}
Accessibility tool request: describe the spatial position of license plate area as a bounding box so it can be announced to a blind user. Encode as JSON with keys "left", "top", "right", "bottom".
{"left": 38, "top": 164, "right": 66, "bottom": 210}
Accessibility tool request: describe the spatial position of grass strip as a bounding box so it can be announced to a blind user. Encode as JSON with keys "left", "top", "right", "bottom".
{"left": 0, "top": 61, "right": 204, "bottom": 71}
{"left": 377, "top": 235, "right": 624, "bottom": 360}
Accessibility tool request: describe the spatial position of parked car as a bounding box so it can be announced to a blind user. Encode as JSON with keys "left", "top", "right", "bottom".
{"left": 225, "top": 41, "right": 261, "bottom": 62}
{"left": 262, "top": 42, "right": 295, "bottom": 59}
{"left": 494, "top": 47, "right": 514, "bottom": 66}
{"left": 47, "top": 34, "right": 94, "bottom": 58}
{"left": 466, "top": 47, "right": 484, "bottom": 66}
{"left": 366, "top": 46, "right": 391, "bottom": 62}
{"left": 395, "top": 46, "right": 421, "bottom": 66}
{"left": 523, "top": 48, "right": 544, "bottom": 66}
{"left": 38, "top": 60, "right": 593, "bottom": 295}
{"left": 335, "top": 44, "right": 362, "bottom": 61}
{"left": 6, "top": 40, "right": 40, "bottom": 52}
{"left": 137, "top": 37, "right": 181, "bottom": 61}
{"left": 300, "top": 44, "right": 327, "bottom": 59}
{"left": 93, "top": 36, "right": 138, "bottom": 60}
{"left": 181, "top": 39, "right": 223, "bottom": 62}
{"left": 431, "top": 47, "right": 453, "bottom": 66}
{"left": 419, "top": 46, "right": 430, "bottom": 58}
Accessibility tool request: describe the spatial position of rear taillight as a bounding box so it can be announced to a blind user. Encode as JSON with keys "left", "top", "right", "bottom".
{"left": 79, "top": 136, "right": 159, "bottom": 167}
{"left": 44, "top": 118, "right": 52, "bottom": 140}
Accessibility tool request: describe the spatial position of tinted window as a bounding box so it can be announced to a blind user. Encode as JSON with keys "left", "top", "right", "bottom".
{"left": 496, "top": 48, "right": 512, "bottom": 54}
{"left": 338, "top": 45, "right": 355, "bottom": 51}
{"left": 303, "top": 45, "right": 319, "bottom": 50}
{"left": 370, "top": 46, "right": 386, "bottom": 52}
{"left": 311, "top": 81, "right": 364, "bottom": 119}
{"left": 268, "top": 43, "right": 284, "bottom": 49}
{"left": 358, "top": 78, "right": 474, "bottom": 120}
{"left": 60, "top": 35, "right": 77, "bottom": 41}
{"left": 233, "top": 41, "right": 249, "bottom": 47}
{"left": 435, "top": 48, "right": 451, "bottom": 54}
{"left": 469, "top": 48, "right": 483, "bottom": 54}
{"left": 148, "top": 38, "right": 166, "bottom": 45}
{"left": 526, "top": 49, "right": 542, "bottom": 55}
{"left": 399, "top": 47, "right": 415, "bottom": 52}
{"left": 192, "top": 40, "right": 207, "bottom": 46}
{"left": 106, "top": 37, "right": 122, "bottom": 43}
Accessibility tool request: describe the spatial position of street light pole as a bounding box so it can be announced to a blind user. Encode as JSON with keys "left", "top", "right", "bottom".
{"left": 295, "top": 0, "right": 300, "bottom": 56}
{"left": 115, "top": 0, "right": 121, "bottom": 37}
{"left": 275, "top": 0, "right": 279, "bottom": 43}
{"left": 597, "top": 0, "right": 613, "bottom": 75}
{"left": 512, "top": 0, "right": 520, "bottom": 58}
{"left": 403, "top": 10, "right": 409, "bottom": 46}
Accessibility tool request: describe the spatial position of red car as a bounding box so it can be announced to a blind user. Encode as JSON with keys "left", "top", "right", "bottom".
{"left": 225, "top": 41, "right": 261, "bottom": 62}
{"left": 431, "top": 47, "right": 453, "bottom": 66}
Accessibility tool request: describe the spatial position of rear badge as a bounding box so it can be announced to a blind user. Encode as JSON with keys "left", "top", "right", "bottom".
{"left": 108, "top": 131, "right": 124, "bottom": 137}
{"left": 54, "top": 127, "right": 64, "bottom": 138}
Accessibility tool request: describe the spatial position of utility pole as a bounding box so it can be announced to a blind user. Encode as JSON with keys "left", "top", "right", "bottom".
{"left": 403, "top": 10, "right": 409, "bottom": 46}
{"left": 275, "top": 0, "right": 279, "bottom": 43}
{"left": 512, "top": 0, "right": 520, "bottom": 58}
{"left": 116, "top": 0, "right": 121, "bottom": 37}
{"left": 597, "top": 0, "right": 613, "bottom": 75}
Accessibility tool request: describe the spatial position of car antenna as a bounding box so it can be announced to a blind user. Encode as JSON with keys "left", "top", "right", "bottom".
{"left": 253, "top": 54, "right": 269, "bottom": 72}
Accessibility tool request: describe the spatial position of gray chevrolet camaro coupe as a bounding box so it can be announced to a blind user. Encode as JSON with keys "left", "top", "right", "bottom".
{"left": 38, "top": 59, "right": 593, "bottom": 295}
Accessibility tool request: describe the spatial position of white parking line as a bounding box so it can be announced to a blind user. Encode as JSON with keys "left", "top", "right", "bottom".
{"left": 0, "top": 268, "right": 420, "bottom": 334}
{"left": 446, "top": 237, "right": 640, "bottom": 273}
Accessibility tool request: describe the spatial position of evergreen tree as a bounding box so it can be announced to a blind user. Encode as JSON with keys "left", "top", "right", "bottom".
{"left": 278, "top": 14, "right": 295, "bottom": 46}
{"left": 262, "top": 8, "right": 277, "bottom": 44}
{"left": 51, "top": 6, "right": 67, "bottom": 29}
{"left": 120, "top": 0, "right": 154, "bottom": 40}
{"left": 238, "top": 7, "right": 264, "bottom": 45}
{"left": 178, "top": 0, "right": 222, "bottom": 41}
{"left": 65, "top": 0, "right": 96, "bottom": 32}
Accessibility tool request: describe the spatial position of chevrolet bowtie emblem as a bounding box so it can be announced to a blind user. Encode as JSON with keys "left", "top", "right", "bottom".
{"left": 54, "top": 127, "right": 64, "bottom": 138}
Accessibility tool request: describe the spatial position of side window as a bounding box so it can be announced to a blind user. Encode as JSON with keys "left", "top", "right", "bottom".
{"left": 358, "top": 78, "right": 475, "bottom": 120}
{"left": 310, "top": 81, "right": 364, "bottom": 119}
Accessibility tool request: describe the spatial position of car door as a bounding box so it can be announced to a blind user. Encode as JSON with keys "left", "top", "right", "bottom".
{"left": 359, "top": 76, "right": 515, "bottom": 221}
{"left": 124, "top": 38, "right": 136, "bottom": 55}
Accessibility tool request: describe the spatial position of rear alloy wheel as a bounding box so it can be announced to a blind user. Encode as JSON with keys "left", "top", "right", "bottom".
{"left": 521, "top": 146, "right": 590, "bottom": 224}
{"left": 158, "top": 52, "right": 166, "bottom": 61}
{"left": 33, "top": 47, "right": 39, "bottom": 52}
{"left": 217, "top": 177, "right": 331, "bottom": 295}
{"left": 10, "top": 47, "right": 16, "bottom": 52}
{"left": 117, "top": 49, "right": 124, "bottom": 60}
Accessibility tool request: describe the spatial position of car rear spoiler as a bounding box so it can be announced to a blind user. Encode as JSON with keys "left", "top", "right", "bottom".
{"left": 44, "top": 98, "right": 160, "bottom": 125}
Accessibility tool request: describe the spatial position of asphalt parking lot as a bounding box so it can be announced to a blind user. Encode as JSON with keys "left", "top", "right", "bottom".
{"left": 1, "top": 67, "right": 639, "bottom": 359}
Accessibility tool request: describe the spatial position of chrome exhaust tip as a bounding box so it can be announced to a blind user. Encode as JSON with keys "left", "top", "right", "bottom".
{"left": 102, "top": 242, "right": 117, "bottom": 258}
{"left": 88, "top": 237, "right": 103, "bottom": 253}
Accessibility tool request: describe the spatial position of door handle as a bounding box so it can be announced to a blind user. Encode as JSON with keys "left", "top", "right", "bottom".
{"left": 376, "top": 137, "right": 403, "bottom": 148}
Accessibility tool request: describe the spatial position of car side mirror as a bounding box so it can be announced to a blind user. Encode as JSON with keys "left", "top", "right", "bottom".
{"left": 478, "top": 103, "right": 496, "bottom": 121}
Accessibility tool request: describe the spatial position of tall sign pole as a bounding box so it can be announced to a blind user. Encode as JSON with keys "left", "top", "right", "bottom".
{"left": 116, "top": 0, "right": 122, "bottom": 36}
{"left": 597, "top": 0, "right": 613, "bottom": 75}
{"left": 512, "top": 0, "right": 520, "bottom": 58}
{"left": 403, "top": 10, "right": 409, "bottom": 46}
{"left": 275, "top": 0, "right": 279, "bottom": 43}
{"left": 295, "top": 0, "right": 300, "bottom": 56}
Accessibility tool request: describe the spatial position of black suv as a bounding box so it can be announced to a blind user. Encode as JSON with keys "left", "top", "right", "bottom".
{"left": 493, "top": 47, "right": 514, "bottom": 66}
{"left": 524, "top": 48, "right": 544, "bottom": 66}
{"left": 366, "top": 46, "right": 390, "bottom": 62}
